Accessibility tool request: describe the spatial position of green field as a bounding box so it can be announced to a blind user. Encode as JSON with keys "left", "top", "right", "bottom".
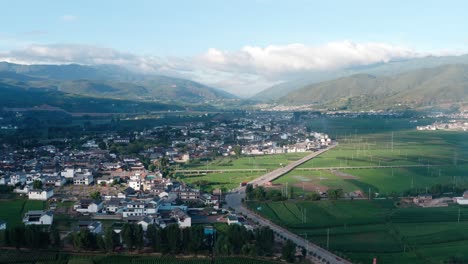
{"left": 0, "top": 250, "right": 281, "bottom": 264}
{"left": 0, "top": 199, "right": 46, "bottom": 228}
{"left": 248, "top": 200, "right": 468, "bottom": 264}
{"left": 274, "top": 130, "right": 468, "bottom": 196}
{"left": 184, "top": 152, "right": 309, "bottom": 170}
{"left": 183, "top": 172, "right": 265, "bottom": 192}
{"left": 180, "top": 153, "right": 309, "bottom": 191}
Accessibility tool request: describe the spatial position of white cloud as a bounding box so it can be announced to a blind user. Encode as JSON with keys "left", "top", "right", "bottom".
{"left": 61, "top": 15, "right": 79, "bottom": 22}
{"left": 198, "top": 41, "right": 422, "bottom": 79}
{"left": 0, "top": 41, "right": 458, "bottom": 96}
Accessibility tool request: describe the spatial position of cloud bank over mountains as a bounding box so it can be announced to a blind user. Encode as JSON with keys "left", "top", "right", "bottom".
{"left": 0, "top": 41, "right": 439, "bottom": 96}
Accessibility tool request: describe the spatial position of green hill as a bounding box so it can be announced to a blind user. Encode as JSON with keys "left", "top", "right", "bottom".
{"left": 280, "top": 64, "right": 468, "bottom": 110}
{"left": 0, "top": 62, "right": 237, "bottom": 104}
{"left": 0, "top": 80, "right": 184, "bottom": 113}
{"left": 253, "top": 54, "right": 468, "bottom": 101}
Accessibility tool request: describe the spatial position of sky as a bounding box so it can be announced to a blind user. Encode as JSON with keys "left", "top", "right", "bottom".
{"left": 1, "top": 0, "right": 468, "bottom": 96}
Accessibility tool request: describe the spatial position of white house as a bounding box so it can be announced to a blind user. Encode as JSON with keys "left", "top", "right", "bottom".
{"left": 0, "top": 176, "right": 10, "bottom": 185}
{"left": 104, "top": 199, "right": 122, "bottom": 214}
{"left": 227, "top": 215, "right": 239, "bottom": 225}
{"left": 23, "top": 210, "right": 54, "bottom": 225}
{"left": 61, "top": 168, "right": 75, "bottom": 179}
{"left": 97, "top": 175, "right": 116, "bottom": 185}
{"left": 455, "top": 190, "right": 468, "bottom": 205}
{"left": 128, "top": 174, "right": 142, "bottom": 190}
{"left": 73, "top": 174, "right": 94, "bottom": 185}
{"left": 137, "top": 217, "right": 154, "bottom": 231}
{"left": 9, "top": 173, "right": 26, "bottom": 186}
{"left": 122, "top": 202, "right": 157, "bottom": 218}
{"left": 44, "top": 176, "right": 66, "bottom": 187}
{"left": 74, "top": 199, "right": 103, "bottom": 214}
{"left": 129, "top": 179, "right": 142, "bottom": 190}
{"left": 171, "top": 208, "right": 191, "bottom": 228}
{"left": 76, "top": 221, "right": 103, "bottom": 234}
{"left": 28, "top": 188, "right": 54, "bottom": 201}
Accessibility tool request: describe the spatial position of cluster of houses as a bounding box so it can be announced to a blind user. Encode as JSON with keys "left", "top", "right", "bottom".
{"left": 417, "top": 120, "right": 468, "bottom": 131}
{"left": 241, "top": 132, "right": 332, "bottom": 155}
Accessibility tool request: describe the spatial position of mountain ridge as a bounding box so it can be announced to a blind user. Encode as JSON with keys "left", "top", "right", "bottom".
{"left": 279, "top": 64, "right": 468, "bottom": 111}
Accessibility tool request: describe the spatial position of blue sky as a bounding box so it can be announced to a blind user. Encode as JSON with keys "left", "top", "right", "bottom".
{"left": 1, "top": 0, "right": 467, "bottom": 95}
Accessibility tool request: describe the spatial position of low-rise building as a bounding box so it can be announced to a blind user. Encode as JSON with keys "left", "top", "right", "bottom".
{"left": 28, "top": 188, "right": 54, "bottom": 201}
{"left": 74, "top": 199, "right": 103, "bottom": 214}
{"left": 75, "top": 221, "right": 103, "bottom": 234}
{"left": 23, "top": 210, "right": 54, "bottom": 225}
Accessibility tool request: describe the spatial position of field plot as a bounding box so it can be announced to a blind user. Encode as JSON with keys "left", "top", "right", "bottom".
{"left": 0, "top": 199, "right": 46, "bottom": 228}
{"left": 180, "top": 153, "right": 309, "bottom": 191}
{"left": 183, "top": 172, "right": 265, "bottom": 192}
{"left": 275, "top": 130, "right": 468, "bottom": 195}
{"left": 248, "top": 200, "right": 468, "bottom": 264}
{"left": 184, "top": 152, "right": 309, "bottom": 170}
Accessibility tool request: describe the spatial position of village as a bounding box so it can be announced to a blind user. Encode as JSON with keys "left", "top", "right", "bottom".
{"left": 0, "top": 111, "right": 333, "bottom": 238}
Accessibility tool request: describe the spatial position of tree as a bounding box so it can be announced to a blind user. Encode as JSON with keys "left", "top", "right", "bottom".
{"left": 73, "top": 229, "right": 96, "bottom": 251}
{"left": 134, "top": 224, "right": 144, "bottom": 251}
{"left": 146, "top": 224, "right": 161, "bottom": 252}
{"left": 328, "top": 189, "right": 344, "bottom": 200}
{"left": 305, "top": 192, "right": 321, "bottom": 201}
{"left": 25, "top": 225, "right": 42, "bottom": 248}
{"left": 122, "top": 223, "right": 135, "bottom": 250}
{"left": 282, "top": 239, "right": 296, "bottom": 263}
{"left": 50, "top": 225, "right": 61, "bottom": 248}
{"left": 98, "top": 141, "right": 107, "bottom": 150}
{"left": 33, "top": 180, "right": 43, "bottom": 189}
{"left": 165, "top": 224, "right": 181, "bottom": 254}
{"left": 246, "top": 184, "right": 254, "bottom": 200}
{"left": 288, "top": 186, "right": 294, "bottom": 199}
{"left": 11, "top": 226, "right": 25, "bottom": 249}
{"left": 104, "top": 226, "right": 118, "bottom": 252}
{"left": 90, "top": 191, "right": 101, "bottom": 200}
{"left": 255, "top": 226, "right": 274, "bottom": 256}
{"left": 226, "top": 224, "right": 250, "bottom": 254}
{"left": 96, "top": 234, "right": 106, "bottom": 252}
{"left": 188, "top": 225, "right": 204, "bottom": 253}
{"left": 233, "top": 145, "right": 242, "bottom": 157}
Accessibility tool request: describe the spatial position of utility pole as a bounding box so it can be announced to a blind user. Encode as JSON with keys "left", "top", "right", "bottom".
{"left": 326, "top": 228, "right": 330, "bottom": 249}
{"left": 391, "top": 132, "right": 394, "bottom": 152}
{"left": 458, "top": 208, "right": 461, "bottom": 224}
{"left": 368, "top": 187, "right": 371, "bottom": 200}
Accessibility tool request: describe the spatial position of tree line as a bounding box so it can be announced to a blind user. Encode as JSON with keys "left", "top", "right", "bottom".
{"left": 69, "top": 223, "right": 277, "bottom": 257}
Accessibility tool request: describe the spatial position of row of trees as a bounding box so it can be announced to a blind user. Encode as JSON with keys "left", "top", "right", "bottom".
{"left": 0, "top": 225, "right": 60, "bottom": 249}
{"left": 246, "top": 184, "right": 344, "bottom": 201}
{"left": 1, "top": 223, "right": 299, "bottom": 262}
{"left": 214, "top": 224, "right": 274, "bottom": 257}
{"left": 245, "top": 185, "right": 290, "bottom": 201}
{"left": 70, "top": 223, "right": 276, "bottom": 258}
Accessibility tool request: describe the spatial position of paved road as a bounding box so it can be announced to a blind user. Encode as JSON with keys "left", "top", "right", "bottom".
{"left": 225, "top": 144, "right": 353, "bottom": 264}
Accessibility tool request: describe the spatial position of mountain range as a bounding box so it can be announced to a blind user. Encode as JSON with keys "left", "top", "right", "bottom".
{"left": 280, "top": 64, "right": 468, "bottom": 111}
{"left": 253, "top": 54, "right": 468, "bottom": 102}
{"left": 0, "top": 62, "right": 237, "bottom": 105}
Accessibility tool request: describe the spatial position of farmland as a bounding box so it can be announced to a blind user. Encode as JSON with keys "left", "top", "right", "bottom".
{"left": 0, "top": 250, "right": 281, "bottom": 264}
{"left": 274, "top": 129, "right": 468, "bottom": 195}
{"left": 0, "top": 199, "right": 46, "bottom": 228}
{"left": 180, "top": 153, "right": 309, "bottom": 191}
{"left": 183, "top": 152, "right": 309, "bottom": 171}
{"left": 247, "top": 200, "right": 468, "bottom": 264}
